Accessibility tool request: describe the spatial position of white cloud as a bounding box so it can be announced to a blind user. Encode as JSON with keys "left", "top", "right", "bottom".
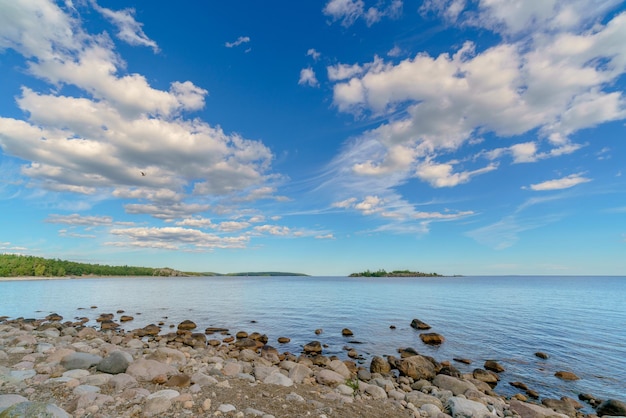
{"left": 326, "top": 10, "right": 626, "bottom": 199}
{"left": 0, "top": 2, "right": 276, "bottom": 222}
{"left": 412, "top": 210, "right": 474, "bottom": 220}
{"left": 217, "top": 221, "right": 251, "bottom": 232}
{"left": 175, "top": 217, "right": 213, "bottom": 229}
{"left": 108, "top": 226, "right": 249, "bottom": 250}
{"left": 307, "top": 48, "right": 321, "bottom": 60}
{"left": 323, "top": 0, "right": 402, "bottom": 27}
{"left": 526, "top": 173, "right": 591, "bottom": 191}
{"left": 332, "top": 197, "right": 357, "bottom": 208}
{"left": 91, "top": 1, "right": 159, "bottom": 52}
{"left": 253, "top": 224, "right": 291, "bottom": 236}
{"left": 354, "top": 195, "right": 384, "bottom": 215}
{"left": 225, "top": 36, "right": 250, "bottom": 48}
{"left": 298, "top": 67, "right": 319, "bottom": 87}
{"left": 45, "top": 213, "right": 113, "bottom": 226}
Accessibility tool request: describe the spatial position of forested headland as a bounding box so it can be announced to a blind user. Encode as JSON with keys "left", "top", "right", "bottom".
{"left": 0, "top": 254, "right": 191, "bottom": 277}
{"left": 349, "top": 269, "right": 444, "bottom": 277}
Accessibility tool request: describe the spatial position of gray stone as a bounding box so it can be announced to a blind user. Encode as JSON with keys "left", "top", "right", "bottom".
{"left": 433, "top": 374, "right": 478, "bottom": 396}
{"left": 254, "top": 365, "right": 279, "bottom": 381}
{"left": 316, "top": 369, "right": 346, "bottom": 387}
{"left": 97, "top": 351, "right": 129, "bottom": 374}
{"left": 264, "top": 372, "right": 294, "bottom": 387}
{"left": 244, "top": 407, "right": 267, "bottom": 416}
{"left": 0, "top": 401, "right": 71, "bottom": 418}
{"left": 288, "top": 364, "right": 313, "bottom": 384}
{"left": 73, "top": 385, "right": 100, "bottom": 395}
{"left": 286, "top": 392, "right": 305, "bottom": 402}
{"left": 395, "top": 355, "right": 437, "bottom": 380}
{"left": 364, "top": 383, "right": 388, "bottom": 399}
{"left": 406, "top": 391, "right": 444, "bottom": 410}
{"left": 329, "top": 359, "right": 351, "bottom": 379}
{"left": 61, "top": 352, "right": 102, "bottom": 370}
{"left": 125, "top": 358, "right": 177, "bottom": 382}
{"left": 108, "top": 373, "right": 138, "bottom": 391}
{"left": 191, "top": 372, "right": 218, "bottom": 387}
{"left": 0, "top": 395, "right": 28, "bottom": 412}
{"left": 218, "top": 404, "right": 237, "bottom": 413}
{"left": 446, "top": 396, "right": 496, "bottom": 418}
{"left": 509, "top": 399, "right": 569, "bottom": 418}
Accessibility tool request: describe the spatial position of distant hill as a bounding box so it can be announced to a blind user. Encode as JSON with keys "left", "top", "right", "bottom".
{"left": 349, "top": 269, "right": 444, "bottom": 277}
{"left": 0, "top": 254, "right": 308, "bottom": 278}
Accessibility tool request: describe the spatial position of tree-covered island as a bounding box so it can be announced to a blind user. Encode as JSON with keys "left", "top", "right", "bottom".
{"left": 349, "top": 269, "right": 445, "bottom": 277}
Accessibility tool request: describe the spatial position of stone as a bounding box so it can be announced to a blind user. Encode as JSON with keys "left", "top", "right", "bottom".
{"left": 555, "top": 371, "right": 579, "bottom": 381}
{"left": 534, "top": 352, "right": 549, "bottom": 359}
{"left": 395, "top": 355, "right": 437, "bottom": 380}
{"left": 473, "top": 369, "right": 499, "bottom": 387}
{"left": 61, "top": 352, "right": 102, "bottom": 370}
{"left": 100, "top": 320, "right": 119, "bottom": 330}
{"left": 177, "top": 320, "right": 197, "bottom": 330}
{"left": 125, "top": 359, "right": 177, "bottom": 382}
{"left": 164, "top": 374, "right": 191, "bottom": 388}
{"left": 596, "top": 399, "right": 626, "bottom": 417}
{"left": 107, "top": 373, "right": 138, "bottom": 391}
{"left": 364, "top": 383, "right": 387, "bottom": 399}
{"left": 263, "top": 372, "right": 294, "bottom": 387}
{"left": 303, "top": 340, "right": 322, "bottom": 354}
{"left": 446, "top": 396, "right": 495, "bottom": 418}
{"left": 137, "top": 324, "right": 160, "bottom": 336}
{"left": 509, "top": 381, "right": 528, "bottom": 391}
{"left": 316, "top": 369, "right": 346, "bottom": 387}
{"left": 411, "top": 318, "right": 431, "bottom": 330}
{"left": 97, "top": 351, "right": 129, "bottom": 374}
{"left": 236, "top": 330, "right": 248, "bottom": 339}
{"left": 204, "top": 327, "right": 229, "bottom": 334}
{"left": 144, "top": 390, "right": 179, "bottom": 417}
{"left": 420, "top": 332, "right": 445, "bottom": 345}
{"left": 277, "top": 337, "right": 290, "bottom": 343}
{"left": 0, "top": 401, "right": 71, "bottom": 418}
{"left": 432, "top": 374, "right": 477, "bottom": 396}
{"left": 147, "top": 347, "right": 187, "bottom": 367}
{"left": 46, "top": 313, "right": 63, "bottom": 322}
{"left": 453, "top": 358, "right": 472, "bottom": 365}
{"left": 370, "top": 356, "right": 391, "bottom": 374}
{"left": 260, "top": 345, "right": 280, "bottom": 364}
{"left": 0, "top": 394, "right": 28, "bottom": 411}
{"left": 341, "top": 328, "right": 354, "bottom": 336}
{"left": 119, "top": 315, "right": 134, "bottom": 322}
{"left": 484, "top": 360, "right": 505, "bottom": 373}
{"left": 405, "top": 392, "right": 444, "bottom": 410}
{"left": 509, "top": 399, "right": 569, "bottom": 418}
{"left": 235, "top": 337, "right": 260, "bottom": 350}
{"left": 329, "top": 359, "right": 352, "bottom": 379}
{"left": 218, "top": 404, "right": 236, "bottom": 413}
{"left": 288, "top": 364, "right": 313, "bottom": 384}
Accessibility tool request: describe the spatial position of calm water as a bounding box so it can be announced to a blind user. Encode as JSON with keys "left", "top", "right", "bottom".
{"left": 1, "top": 276, "right": 625, "bottom": 404}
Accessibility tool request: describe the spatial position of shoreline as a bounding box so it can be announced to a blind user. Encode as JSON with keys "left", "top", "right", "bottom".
{"left": 1, "top": 313, "right": 623, "bottom": 417}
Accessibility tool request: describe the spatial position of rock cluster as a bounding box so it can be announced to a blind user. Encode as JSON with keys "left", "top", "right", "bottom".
{"left": 0, "top": 314, "right": 623, "bottom": 418}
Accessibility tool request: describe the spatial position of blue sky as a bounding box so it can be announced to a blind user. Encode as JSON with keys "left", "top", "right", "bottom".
{"left": 1, "top": 0, "right": 625, "bottom": 276}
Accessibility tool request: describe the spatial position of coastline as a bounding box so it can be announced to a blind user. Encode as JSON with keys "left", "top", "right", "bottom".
{"left": 1, "top": 312, "right": 623, "bottom": 417}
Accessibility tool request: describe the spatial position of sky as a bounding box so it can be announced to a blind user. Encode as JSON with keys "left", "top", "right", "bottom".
{"left": 1, "top": 0, "right": 625, "bottom": 276}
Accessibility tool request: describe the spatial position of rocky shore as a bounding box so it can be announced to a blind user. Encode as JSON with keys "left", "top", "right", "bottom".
{"left": 1, "top": 313, "right": 624, "bottom": 418}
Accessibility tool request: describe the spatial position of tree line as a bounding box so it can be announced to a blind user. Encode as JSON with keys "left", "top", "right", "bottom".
{"left": 349, "top": 269, "right": 443, "bottom": 277}
{"left": 0, "top": 254, "right": 177, "bottom": 277}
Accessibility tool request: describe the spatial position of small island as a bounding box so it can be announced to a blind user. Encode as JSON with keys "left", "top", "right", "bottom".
{"left": 349, "top": 269, "right": 444, "bottom": 277}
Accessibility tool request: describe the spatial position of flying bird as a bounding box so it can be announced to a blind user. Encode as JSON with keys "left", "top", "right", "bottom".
{"left": 140, "top": 171, "right": 146, "bottom": 176}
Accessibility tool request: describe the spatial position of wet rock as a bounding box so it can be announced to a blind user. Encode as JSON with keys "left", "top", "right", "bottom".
{"left": 177, "top": 320, "right": 197, "bottom": 331}
{"left": 277, "top": 336, "right": 290, "bottom": 343}
{"left": 484, "top": 360, "right": 505, "bottom": 373}
{"left": 314, "top": 328, "right": 323, "bottom": 335}
{"left": 394, "top": 354, "right": 437, "bottom": 380}
{"left": 45, "top": 313, "right": 63, "bottom": 322}
{"left": 236, "top": 330, "right": 248, "bottom": 339}
{"left": 136, "top": 324, "right": 160, "bottom": 336}
{"left": 341, "top": 328, "right": 354, "bottom": 336}
{"left": 100, "top": 320, "right": 119, "bottom": 330}
{"left": 119, "top": 315, "right": 134, "bottom": 322}
{"left": 453, "top": 357, "right": 472, "bottom": 365}
{"left": 596, "top": 399, "right": 626, "bottom": 417}
{"left": 96, "top": 351, "right": 130, "bottom": 374}
{"left": 420, "top": 332, "right": 445, "bottom": 345}
{"left": 472, "top": 368, "right": 499, "bottom": 387}
{"left": 370, "top": 356, "right": 391, "bottom": 374}
{"left": 510, "top": 381, "right": 528, "bottom": 391}
{"left": 204, "top": 327, "right": 228, "bottom": 334}
{"left": 534, "top": 351, "right": 549, "bottom": 359}
{"left": 555, "top": 371, "right": 579, "bottom": 381}
{"left": 410, "top": 318, "right": 432, "bottom": 330}
{"left": 235, "top": 337, "right": 261, "bottom": 350}
{"left": 303, "top": 340, "right": 322, "bottom": 354}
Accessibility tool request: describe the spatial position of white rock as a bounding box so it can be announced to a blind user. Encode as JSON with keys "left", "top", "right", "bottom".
{"left": 63, "top": 369, "right": 90, "bottom": 379}
{"left": 336, "top": 384, "right": 354, "bottom": 396}
{"left": 264, "top": 372, "right": 294, "bottom": 387}
{"left": 329, "top": 359, "right": 351, "bottom": 379}
{"left": 446, "top": 396, "right": 496, "bottom": 418}
{"left": 218, "top": 403, "right": 237, "bottom": 413}
{"left": 316, "top": 369, "right": 346, "bottom": 386}
{"left": 73, "top": 385, "right": 101, "bottom": 395}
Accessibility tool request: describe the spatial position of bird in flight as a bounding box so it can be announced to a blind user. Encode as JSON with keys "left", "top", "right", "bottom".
{"left": 140, "top": 171, "right": 146, "bottom": 176}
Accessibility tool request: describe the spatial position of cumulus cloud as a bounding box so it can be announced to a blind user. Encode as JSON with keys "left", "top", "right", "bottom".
{"left": 45, "top": 213, "right": 113, "bottom": 226}
{"left": 307, "top": 48, "right": 321, "bottom": 60}
{"left": 0, "top": 0, "right": 276, "bottom": 227}
{"left": 326, "top": 10, "right": 626, "bottom": 198}
{"left": 298, "top": 67, "right": 319, "bottom": 87}
{"left": 526, "top": 173, "right": 592, "bottom": 191}
{"left": 108, "top": 226, "right": 249, "bottom": 250}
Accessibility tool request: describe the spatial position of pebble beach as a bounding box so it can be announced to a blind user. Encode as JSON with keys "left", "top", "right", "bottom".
{"left": 1, "top": 310, "right": 625, "bottom": 418}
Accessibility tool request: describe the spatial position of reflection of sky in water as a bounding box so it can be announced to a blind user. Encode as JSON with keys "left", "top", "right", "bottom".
{"left": 2, "top": 276, "right": 625, "bottom": 406}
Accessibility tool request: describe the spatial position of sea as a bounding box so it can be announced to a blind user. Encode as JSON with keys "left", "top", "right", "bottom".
{"left": 1, "top": 275, "right": 625, "bottom": 406}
